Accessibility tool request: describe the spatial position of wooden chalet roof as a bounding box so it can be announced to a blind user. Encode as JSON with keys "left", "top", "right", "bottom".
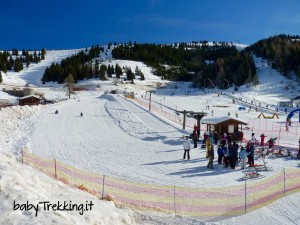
{"left": 201, "top": 116, "right": 247, "bottom": 125}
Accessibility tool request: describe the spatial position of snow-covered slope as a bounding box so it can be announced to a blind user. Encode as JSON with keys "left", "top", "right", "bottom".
{"left": 0, "top": 45, "right": 300, "bottom": 225}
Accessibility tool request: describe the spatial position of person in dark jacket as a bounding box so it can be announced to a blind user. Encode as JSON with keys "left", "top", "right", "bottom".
{"left": 247, "top": 143, "right": 255, "bottom": 167}
{"left": 221, "top": 133, "right": 227, "bottom": 148}
{"left": 227, "top": 135, "right": 232, "bottom": 146}
{"left": 213, "top": 131, "right": 219, "bottom": 145}
{"left": 230, "top": 141, "right": 239, "bottom": 169}
{"left": 217, "top": 145, "right": 223, "bottom": 164}
{"left": 223, "top": 144, "right": 230, "bottom": 167}
{"left": 192, "top": 130, "right": 197, "bottom": 148}
{"left": 203, "top": 132, "right": 208, "bottom": 144}
{"left": 260, "top": 133, "right": 266, "bottom": 146}
{"left": 266, "top": 138, "right": 274, "bottom": 149}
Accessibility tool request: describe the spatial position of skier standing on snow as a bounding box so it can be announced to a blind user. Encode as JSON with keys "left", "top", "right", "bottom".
{"left": 213, "top": 131, "right": 219, "bottom": 145}
{"left": 250, "top": 133, "right": 256, "bottom": 144}
{"left": 239, "top": 147, "right": 247, "bottom": 169}
{"left": 267, "top": 138, "right": 274, "bottom": 149}
{"left": 221, "top": 133, "right": 227, "bottom": 148}
{"left": 260, "top": 133, "right": 266, "bottom": 146}
{"left": 192, "top": 130, "right": 197, "bottom": 148}
{"left": 183, "top": 137, "right": 191, "bottom": 160}
{"left": 217, "top": 145, "right": 223, "bottom": 164}
{"left": 247, "top": 143, "right": 255, "bottom": 167}
{"left": 230, "top": 141, "right": 239, "bottom": 169}
{"left": 207, "top": 146, "right": 214, "bottom": 169}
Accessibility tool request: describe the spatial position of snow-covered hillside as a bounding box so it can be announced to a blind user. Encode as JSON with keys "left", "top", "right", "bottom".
{"left": 0, "top": 45, "right": 300, "bottom": 225}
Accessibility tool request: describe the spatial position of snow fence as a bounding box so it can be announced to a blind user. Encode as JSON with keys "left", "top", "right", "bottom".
{"left": 22, "top": 147, "right": 300, "bottom": 217}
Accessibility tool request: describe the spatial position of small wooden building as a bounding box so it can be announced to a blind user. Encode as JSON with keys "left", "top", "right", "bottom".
{"left": 18, "top": 95, "right": 42, "bottom": 106}
{"left": 201, "top": 116, "right": 247, "bottom": 141}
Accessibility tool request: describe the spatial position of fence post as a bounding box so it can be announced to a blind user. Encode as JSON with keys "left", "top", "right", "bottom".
{"left": 244, "top": 180, "right": 247, "bottom": 214}
{"left": 101, "top": 175, "right": 106, "bottom": 199}
{"left": 283, "top": 168, "right": 286, "bottom": 196}
{"left": 54, "top": 159, "right": 57, "bottom": 179}
{"left": 173, "top": 185, "right": 176, "bottom": 217}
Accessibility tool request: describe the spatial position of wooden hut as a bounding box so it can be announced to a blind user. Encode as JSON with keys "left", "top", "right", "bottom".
{"left": 18, "top": 95, "right": 42, "bottom": 106}
{"left": 201, "top": 116, "right": 247, "bottom": 141}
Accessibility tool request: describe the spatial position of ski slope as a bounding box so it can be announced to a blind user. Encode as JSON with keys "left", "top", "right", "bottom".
{"left": 27, "top": 90, "right": 300, "bottom": 189}
{"left": 1, "top": 47, "right": 300, "bottom": 225}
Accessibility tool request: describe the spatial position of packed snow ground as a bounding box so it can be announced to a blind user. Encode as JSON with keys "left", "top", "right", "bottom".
{"left": 1, "top": 47, "right": 300, "bottom": 225}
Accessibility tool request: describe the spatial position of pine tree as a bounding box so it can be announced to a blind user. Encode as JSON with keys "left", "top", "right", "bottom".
{"left": 140, "top": 71, "right": 145, "bottom": 80}
{"left": 26, "top": 52, "right": 31, "bottom": 67}
{"left": 100, "top": 64, "right": 107, "bottom": 80}
{"left": 107, "top": 65, "right": 111, "bottom": 77}
{"left": 135, "top": 66, "right": 140, "bottom": 77}
{"left": 125, "top": 67, "right": 135, "bottom": 81}
{"left": 115, "top": 63, "right": 122, "bottom": 78}
{"left": 34, "top": 51, "right": 39, "bottom": 63}
{"left": 94, "top": 60, "right": 99, "bottom": 78}
{"left": 41, "top": 48, "right": 46, "bottom": 60}
{"left": 14, "top": 57, "right": 23, "bottom": 72}
{"left": 12, "top": 48, "right": 18, "bottom": 56}
{"left": 64, "top": 73, "right": 76, "bottom": 99}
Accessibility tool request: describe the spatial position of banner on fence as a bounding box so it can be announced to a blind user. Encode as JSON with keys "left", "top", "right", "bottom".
{"left": 22, "top": 147, "right": 300, "bottom": 217}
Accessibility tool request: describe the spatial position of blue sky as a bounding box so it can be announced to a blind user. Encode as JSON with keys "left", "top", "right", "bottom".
{"left": 1, "top": 0, "right": 300, "bottom": 50}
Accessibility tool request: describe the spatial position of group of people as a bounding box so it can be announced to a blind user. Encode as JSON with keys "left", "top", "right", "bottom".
{"left": 183, "top": 131, "right": 272, "bottom": 170}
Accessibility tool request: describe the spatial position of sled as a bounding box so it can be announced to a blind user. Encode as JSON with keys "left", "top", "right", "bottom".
{"left": 269, "top": 147, "right": 290, "bottom": 157}
{"left": 254, "top": 147, "right": 271, "bottom": 160}
{"left": 253, "top": 156, "right": 271, "bottom": 171}
{"left": 242, "top": 168, "right": 261, "bottom": 179}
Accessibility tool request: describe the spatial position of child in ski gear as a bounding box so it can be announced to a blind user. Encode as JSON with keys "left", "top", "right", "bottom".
{"left": 183, "top": 137, "right": 191, "bottom": 160}
{"left": 266, "top": 138, "right": 274, "bottom": 149}
{"left": 250, "top": 133, "right": 256, "bottom": 144}
{"left": 239, "top": 146, "right": 247, "bottom": 169}
{"left": 260, "top": 133, "right": 266, "bottom": 146}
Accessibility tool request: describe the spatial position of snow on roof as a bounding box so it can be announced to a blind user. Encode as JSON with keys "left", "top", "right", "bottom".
{"left": 201, "top": 116, "right": 247, "bottom": 125}
{"left": 18, "top": 95, "right": 42, "bottom": 100}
